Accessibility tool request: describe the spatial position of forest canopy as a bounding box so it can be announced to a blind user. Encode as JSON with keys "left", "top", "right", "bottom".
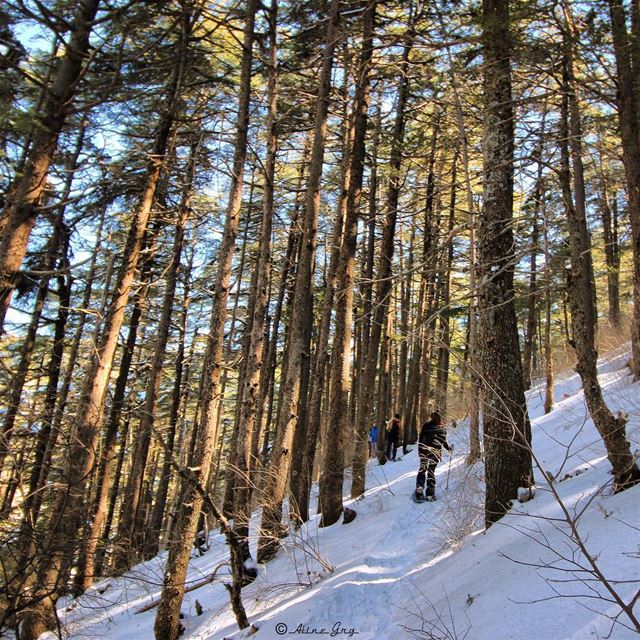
{"left": 0, "top": 0, "right": 639, "bottom": 638}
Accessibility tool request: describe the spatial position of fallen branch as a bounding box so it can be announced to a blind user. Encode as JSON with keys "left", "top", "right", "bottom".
{"left": 135, "top": 565, "right": 227, "bottom": 614}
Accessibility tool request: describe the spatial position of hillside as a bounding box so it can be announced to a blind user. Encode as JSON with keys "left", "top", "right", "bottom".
{"left": 46, "top": 346, "right": 640, "bottom": 640}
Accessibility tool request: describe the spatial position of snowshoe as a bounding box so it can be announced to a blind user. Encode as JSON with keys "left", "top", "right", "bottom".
{"left": 425, "top": 495, "right": 436, "bottom": 502}
{"left": 412, "top": 488, "right": 426, "bottom": 503}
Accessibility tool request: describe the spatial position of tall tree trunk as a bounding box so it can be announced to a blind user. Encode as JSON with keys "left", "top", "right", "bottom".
{"left": 229, "top": 0, "right": 278, "bottom": 569}
{"left": 287, "top": 274, "right": 314, "bottom": 519}
{"left": 377, "top": 308, "right": 393, "bottom": 428}
{"left": 302, "top": 50, "right": 355, "bottom": 516}
{"left": 593, "top": 124, "right": 622, "bottom": 331}
{"left": 21, "top": 232, "right": 71, "bottom": 519}
{"left": 72, "top": 221, "right": 158, "bottom": 592}
{"left": 466, "top": 217, "right": 482, "bottom": 464}
{"left": 20, "top": 117, "right": 90, "bottom": 524}
{"left": 419, "top": 145, "right": 448, "bottom": 428}
{"left": 448, "top": 66, "right": 481, "bottom": 463}
{"left": 17, "top": 8, "right": 190, "bottom": 635}
{"left": 607, "top": 0, "right": 640, "bottom": 378}
{"left": 522, "top": 107, "right": 547, "bottom": 390}
{"left": 600, "top": 185, "right": 621, "bottom": 330}
{"left": 434, "top": 148, "right": 458, "bottom": 417}
{"left": 204, "top": 186, "right": 258, "bottom": 521}
{"left": 558, "top": 7, "right": 639, "bottom": 491}
{"left": 46, "top": 204, "right": 109, "bottom": 464}
{"left": 144, "top": 245, "right": 194, "bottom": 559}
{"left": 542, "top": 194, "right": 554, "bottom": 415}
{"left": 478, "top": 0, "right": 532, "bottom": 528}
{"left": 319, "top": 0, "right": 376, "bottom": 526}
{"left": 5, "top": 222, "right": 71, "bottom": 606}
{"left": 0, "top": 0, "right": 101, "bottom": 332}
{"left": 255, "top": 137, "right": 310, "bottom": 473}
{"left": 405, "top": 120, "right": 440, "bottom": 445}
{"left": 0, "top": 112, "right": 84, "bottom": 485}
{"left": 0, "top": 37, "right": 58, "bottom": 236}
{"left": 256, "top": 0, "right": 342, "bottom": 563}
{"left": 154, "top": 2, "right": 257, "bottom": 637}
{"left": 405, "top": 276, "right": 426, "bottom": 447}
{"left": 399, "top": 220, "right": 415, "bottom": 450}
{"left": 416, "top": 154, "right": 446, "bottom": 430}
{"left": 95, "top": 389, "right": 135, "bottom": 574}
{"left": 114, "top": 139, "right": 198, "bottom": 573}
{"left": 522, "top": 189, "right": 540, "bottom": 391}
{"left": 219, "top": 176, "right": 259, "bottom": 519}
{"left": 291, "top": 57, "right": 354, "bottom": 526}
{"left": 351, "top": 27, "right": 411, "bottom": 498}
{"left": 161, "top": 323, "right": 198, "bottom": 546}
{"left": 0, "top": 233, "right": 58, "bottom": 477}
{"left": 358, "top": 89, "right": 380, "bottom": 416}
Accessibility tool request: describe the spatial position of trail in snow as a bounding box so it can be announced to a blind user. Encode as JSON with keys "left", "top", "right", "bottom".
{"left": 42, "top": 345, "right": 639, "bottom": 640}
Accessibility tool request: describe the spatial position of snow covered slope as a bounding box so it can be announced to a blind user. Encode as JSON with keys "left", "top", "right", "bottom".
{"left": 51, "top": 345, "right": 640, "bottom": 640}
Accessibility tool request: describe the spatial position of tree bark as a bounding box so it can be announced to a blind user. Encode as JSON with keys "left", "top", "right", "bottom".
{"left": 1, "top": 111, "right": 83, "bottom": 487}
{"left": 542, "top": 193, "right": 554, "bottom": 415}
{"left": 0, "top": 233, "right": 58, "bottom": 477}
{"left": 46, "top": 204, "right": 109, "bottom": 466}
{"left": 256, "top": 137, "right": 311, "bottom": 473}
{"left": 358, "top": 89, "right": 380, "bottom": 419}
{"left": 398, "top": 223, "right": 412, "bottom": 432}
{"left": 257, "top": 0, "right": 342, "bottom": 563}
{"left": 478, "top": 0, "right": 532, "bottom": 528}
{"left": 445, "top": 46, "right": 482, "bottom": 463}
{"left": 319, "top": 0, "right": 376, "bottom": 526}
{"left": 156, "top": 324, "right": 198, "bottom": 552}
{"left": 228, "top": 0, "right": 278, "bottom": 569}
{"left": 607, "top": 0, "right": 640, "bottom": 378}
{"left": 219, "top": 176, "right": 259, "bottom": 518}
{"left": 522, "top": 107, "right": 547, "bottom": 390}
{"left": 114, "top": 139, "right": 198, "bottom": 573}
{"left": 20, "top": 118, "right": 90, "bottom": 525}
{"left": 73, "top": 223, "right": 157, "bottom": 591}
{"left": 558, "top": 7, "right": 639, "bottom": 492}
{"left": 291, "top": 54, "right": 354, "bottom": 526}
{"left": 154, "top": 2, "right": 257, "bottom": 637}
{"left": 405, "top": 120, "right": 440, "bottom": 446}
{"left": 351, "top": 28, "right": 411, "bottom": 498}
{"left": 434, "top": 148, "right": 458, "bottom": 417}
{"left": 2, "top": 221, "right": 72, "bottom": 618}
{"left": 600, "top": 185, "right": 621, "bottom": 330}
{"left": 17, "top": 5, "right": 189, "bottom": 633}
{"left": 522, "top": 188, "right": 540, "bottom": 392}
{"left": 0, "top": 0, "right": 101, "bottom": 332}
{"left": 144, "top": 244, "right": 194, "bottom": 559}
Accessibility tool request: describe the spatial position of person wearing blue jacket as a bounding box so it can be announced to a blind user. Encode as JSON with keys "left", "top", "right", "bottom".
{"left": 368, "top": 425, "right": 378, "bottom": 457}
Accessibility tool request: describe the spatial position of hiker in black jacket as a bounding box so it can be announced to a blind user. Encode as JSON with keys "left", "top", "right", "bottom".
{"left": 414, "top": 411, "right": 452, "bottom": 501}
{"left": 385, "top": 414, "right": 402, "bottom": 461}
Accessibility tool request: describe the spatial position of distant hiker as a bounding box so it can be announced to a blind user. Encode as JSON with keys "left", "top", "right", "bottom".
{"left": 385, "top": 413, "right": 402, "bottom": 461}
{"left": 414, "top": 411, "right": 452, "bottom": 501}
{"left": 369, "top": 425, "right": 378, "bottom": 457}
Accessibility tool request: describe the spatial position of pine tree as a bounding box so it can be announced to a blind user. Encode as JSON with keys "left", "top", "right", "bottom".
{"left": 154, "top": 1, "right": 258, "bottom": 636}
{"left": 477, "top": 0, "right": 532, "bottom": 527}
{"left": 0, "top": 0, "right": 101, "bottom": 332}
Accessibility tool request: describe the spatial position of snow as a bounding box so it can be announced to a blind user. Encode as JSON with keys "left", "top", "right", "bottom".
{"left": 42, "top": 345, "right": 639, "bottom": 639}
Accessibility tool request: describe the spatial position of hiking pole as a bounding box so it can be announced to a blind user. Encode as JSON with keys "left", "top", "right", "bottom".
{"left": 445, "top": 448, "right": 453, "bottom": 490}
